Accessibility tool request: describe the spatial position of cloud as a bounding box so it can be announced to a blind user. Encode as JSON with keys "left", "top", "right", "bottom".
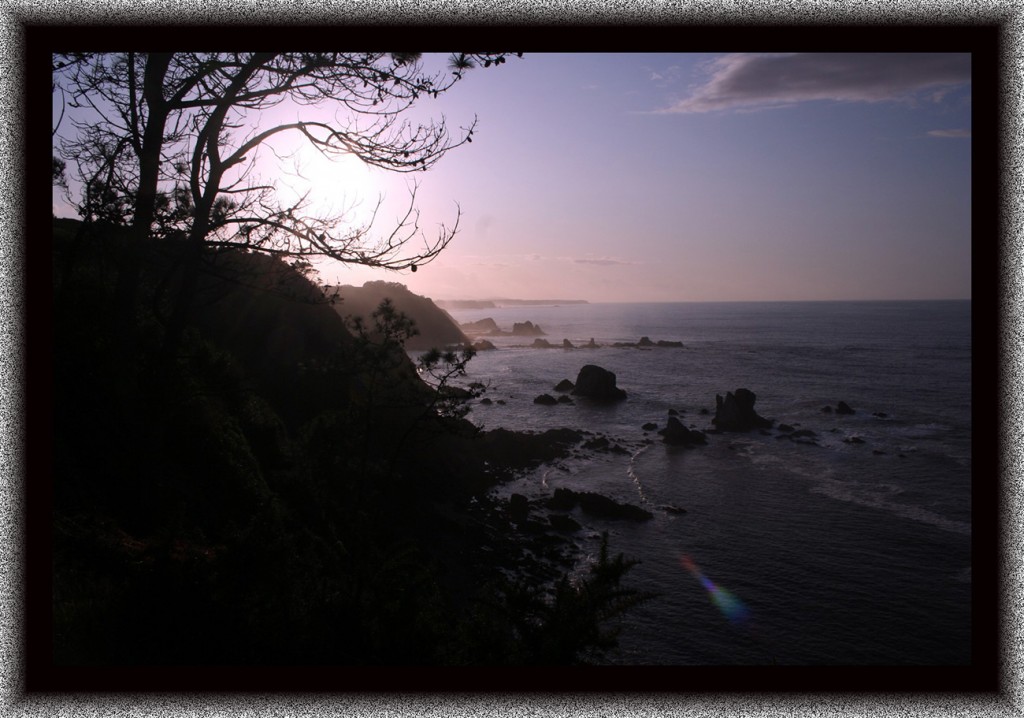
{"left": 927, "top": 128, "right": 972, "bottom": 139}
{"left": 645, "top": 64, "right": 683, "bottom": 87}
{"left": 661, "top": 53, "right": 971, "bottom": 114}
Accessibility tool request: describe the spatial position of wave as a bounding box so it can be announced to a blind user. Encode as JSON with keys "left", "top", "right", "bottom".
{"left": 809, "top": 479, "right": 971, "bottom": 536}
{"left": 626, "top": 444, "right": 651, "bottom": 505}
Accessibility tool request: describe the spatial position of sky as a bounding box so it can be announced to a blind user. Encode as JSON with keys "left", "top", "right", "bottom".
{"left": 53, "top": 52, "right": 973, "bottom": 303}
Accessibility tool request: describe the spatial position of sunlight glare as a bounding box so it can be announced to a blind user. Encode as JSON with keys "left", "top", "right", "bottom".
{"left": 274, "top": 136, "right": 378, "bottom": 227}
{"left": 681, "top": 554, "right": 752, "bottom": 625}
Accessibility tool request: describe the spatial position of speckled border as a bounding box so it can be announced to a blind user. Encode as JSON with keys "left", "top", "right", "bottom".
{"left": 6, "top": 2, "right": 1020, "bottom": 716}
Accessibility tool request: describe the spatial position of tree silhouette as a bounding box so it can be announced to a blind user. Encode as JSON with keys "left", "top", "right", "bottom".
{"left": 53, "top": 51, "right": 518, "bottom": 353}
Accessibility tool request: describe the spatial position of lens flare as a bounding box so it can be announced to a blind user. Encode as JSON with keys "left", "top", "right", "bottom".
{"left": 681, "top": 554, "right": 751, "bottom": 625}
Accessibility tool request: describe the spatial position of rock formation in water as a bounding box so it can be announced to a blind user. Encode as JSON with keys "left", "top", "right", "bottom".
{"left": 547, "top": 488, "right": 652, "bottom": 521}
{"left": 571, "top": 365, "right": 627, "bottom": 401}
{"left": 712, "top": 388, "right": 773, "bottom": 431}
{"left": 512, "top": 321, "right": 545, "bottom": 336}
{"left": 611, "top": 337, "right": 684, "bottom": 348}
{"left": 658, "top": 416, "right": 708, "bottom": 446}
{"left": 461, "top": 317, "right": 500, "bottom": 335}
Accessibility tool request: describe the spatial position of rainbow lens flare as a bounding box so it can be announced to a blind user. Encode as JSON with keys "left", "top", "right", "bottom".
{"left": 681, "top": 554, "right": 751, "bottom": 625}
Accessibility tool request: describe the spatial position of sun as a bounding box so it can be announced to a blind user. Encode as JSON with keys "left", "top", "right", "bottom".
{"left": 273, "top": 136, "right": 378, "bottom": 226}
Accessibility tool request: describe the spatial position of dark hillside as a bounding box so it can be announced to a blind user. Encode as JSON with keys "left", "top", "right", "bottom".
{"left": 184, "top": 251, "right": 359, "bottom": 427}
{"left": 331, "top": 280, "right": 470, "bottom": 351}
{"left": 48, "top": 218, "right": 645, "bottom": 669}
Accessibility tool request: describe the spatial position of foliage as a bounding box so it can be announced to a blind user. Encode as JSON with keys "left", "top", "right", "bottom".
{"left": 447, "top": 533, "right": 654, "bottom": 665}
{"left": 50, "top": 220, "right": 651, "bottom": 667}
{"left": 52, "top": 155, "right": 68, "bottom": 188}
{"left": 53, "top": 51, "right": 519, "bottom": 269}
{"left": 417, "top": 344, "right": 480, "bottom": 422}
{"left": 53, "top": 51, "right": 521, "bottom": 358}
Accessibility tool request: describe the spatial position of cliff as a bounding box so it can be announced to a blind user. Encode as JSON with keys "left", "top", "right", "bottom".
{"left": 49, "top": 219, "right": 641, "bottom": 669}
{"left": 330, "top": 281, "right": 470, "bottom": 351}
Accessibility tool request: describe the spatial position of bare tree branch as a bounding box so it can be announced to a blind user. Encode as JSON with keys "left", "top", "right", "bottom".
{"left": 53, "top": 51, "right": 519, "bottom": 350}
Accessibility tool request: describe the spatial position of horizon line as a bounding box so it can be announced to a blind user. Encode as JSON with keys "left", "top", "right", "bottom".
{"left": 436, "top": 297, "right": 972, "bottom": 304}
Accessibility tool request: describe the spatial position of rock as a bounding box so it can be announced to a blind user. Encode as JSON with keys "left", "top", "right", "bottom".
{"left": 642, "top": 422, "right": 658, "bottom": 431}
{"left": 582, "top": 436, "right": 626, "bottom": 453}
{"left": 554, "top": 379, "right": 575, "bottom": 393}
{"left": 531, "top": 338, "right": 553, "bottom": 348}
{"left": 548, "top": 514, "right": 581, "bottom": 532}
{"left": 667, "top": 408, "right": 679, "bottom": 416}
{"left": 873, "top": 412, "right": 889, "bottom": 418}
{"left": 547, "top": 487, "right": 577, "bottom": 511}
{"left": 836, "top": 401, "right": 855, "bottom": 415}
{"left": 441, "top": 385, "right": 473, "bottom": 400}
{"left": 556, "top": 394, "right": 574, "bottom": 405}
{"left": 480, "top": 397, "right": 493, "bottom": 405}
{"left": 571, "top": 365, "right": 627, "bottom": 401}
{"left": 712, "top": 389, "right": 773, "bottom": 431}
{"left": 472, "top": 339, "right": 497, "bottom": 351}
{"left": 777, "top": 423, "right": 795, "bottom": 433}
{"left": 509, "top": 493, "right": 529, "bottom": 523}
{"left": 545, "top": 488, "right": 651, "bottom": 521}
{"left": 821, "top": 405, "right": 833, "bottom": 414}
{"left": 534, "top": 394, "right": 558, "bottom": 405}
{"left": 785, "top": 428, "right": 819, "bottom": 445}
{"left": 660, "top": 504, "right": 687, "bottom": 515}
{"left": 658, "top": 416, "right": 707, "bottom": 446}
{"left": 563, "top": 338, "right": 575, "bottom": 349}
{"left": 461, "top": 317, "right": 500, "bottom": 334}
{"left": 843, "top": 436, "right": 866, "bottom": 444}
{"left": 478, "top": 428, "right": 584, "bottom": 478}
{"left": 584, "top": 338, "right": 599, "bottom": 348}
{"left": 576, "top": 492, "right": 652, "bottom": 521}
{"left": 612, "top": 336, "right": 681, "bottom": 348}
{"left": 699, "top": 408, "right": 709, "bottom": 415}
{"left": 512, "top": 321, "right": 544, "bottom": 336}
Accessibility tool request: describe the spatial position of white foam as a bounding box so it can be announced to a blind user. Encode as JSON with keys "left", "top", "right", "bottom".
{"left": 809, "top": 479, "right": 971, "bottom": 536}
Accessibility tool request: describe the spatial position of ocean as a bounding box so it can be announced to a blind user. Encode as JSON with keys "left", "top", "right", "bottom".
{"left": 442, "top": 300, "right": 973, "bottom": 666}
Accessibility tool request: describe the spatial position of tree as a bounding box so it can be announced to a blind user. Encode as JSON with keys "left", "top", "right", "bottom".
{"left": 53, "top": 51, "right": 517, "bottom": 353}
{"left": 449, "top": 532, "right": 654, "bottom": 664}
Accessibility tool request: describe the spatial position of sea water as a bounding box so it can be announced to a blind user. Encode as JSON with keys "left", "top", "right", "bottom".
{"left": 441, "top": 301, "right": 972, "bottom": 665}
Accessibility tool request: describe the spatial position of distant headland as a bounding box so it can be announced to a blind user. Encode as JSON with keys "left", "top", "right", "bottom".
{"left": 436, "top": 298, "right": 590, "bottom": 310}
